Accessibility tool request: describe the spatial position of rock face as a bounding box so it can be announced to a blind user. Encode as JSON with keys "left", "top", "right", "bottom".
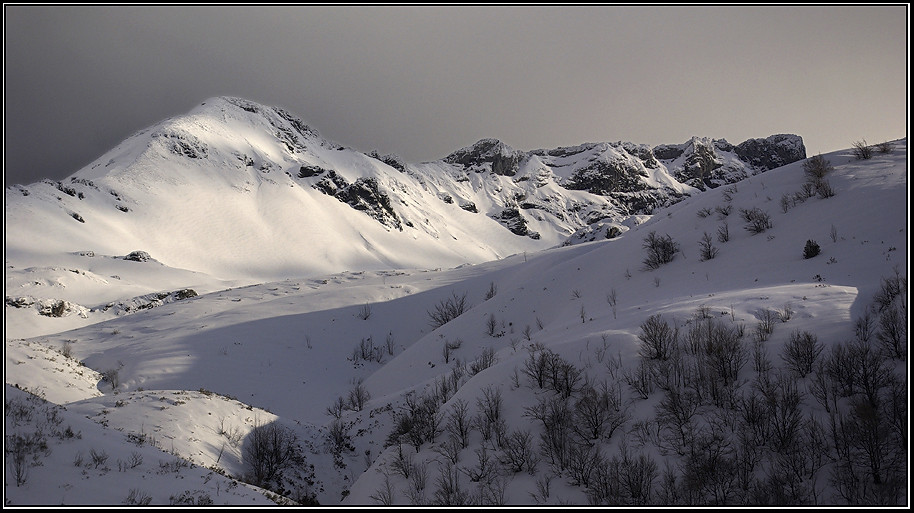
{"left": 443, "top": 138, "right": 525, "bottom": 177}
{"left": 313, "top": 171, "right": 402, "bottom": 230}
{"left": 123, "top": 251, "right": 152, "bottom": 262}
{"left": 734, "top": 134, "right": 807, "bottom": 170}
{"left": 102, "top": 289, "right": 198, "bottom": 316}
{"left": 656, "top": 135, "right": 806, "bottom": 191}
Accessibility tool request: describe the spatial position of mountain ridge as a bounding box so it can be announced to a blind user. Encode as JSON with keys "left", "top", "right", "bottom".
{"left": 6, "top": 96, "right": 806, "bottom": 263}
{"left": 5, "top": 95, "right": 806, "bottom": 337}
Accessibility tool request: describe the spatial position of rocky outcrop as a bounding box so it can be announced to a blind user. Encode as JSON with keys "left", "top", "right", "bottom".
{"left": 102, "top": 289, "right": 198, "bottom": 316}
{"left": 492, "top": 207, "right": 539, "bottom": 239}
{"left": 657, "top": 135, "right": 806, "bottom": 191}
{"left": 735, "top": 134, "right": 807, "bottom": 170}
{"left": 152, "top": 130, "right": 208, "bottom": 159}
{"left": 123, "top": 251, "right": 152, "bottom": 262}
{"left": 444, "top": 139, "right": 525, "bottom": 177}
{"left": 367, "top": 151, "right": 407, "bottom": 173}
{"left": 313, "top": 171, "right": 402, "bottom": 230}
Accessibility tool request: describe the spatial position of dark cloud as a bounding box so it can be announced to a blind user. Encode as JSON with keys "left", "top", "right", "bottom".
{"left": 4, "top": 5, "right": 907, "bottom": 186}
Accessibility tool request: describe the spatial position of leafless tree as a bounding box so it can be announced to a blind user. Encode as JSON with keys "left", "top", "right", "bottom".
{"left": 428, "top": 291, "right": 470, "bottom": 328}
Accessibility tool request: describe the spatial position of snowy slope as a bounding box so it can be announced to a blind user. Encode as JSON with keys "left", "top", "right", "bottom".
{"left": 5, "top": 97, "right": 806, "bottom": 342}
{"left": 4, "top": 135, "right": 906, "bottom": 506}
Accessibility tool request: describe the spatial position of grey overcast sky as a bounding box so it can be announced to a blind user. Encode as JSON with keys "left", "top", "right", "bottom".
{"left": 3, "top": 4, "right": 909, "bottom": 186}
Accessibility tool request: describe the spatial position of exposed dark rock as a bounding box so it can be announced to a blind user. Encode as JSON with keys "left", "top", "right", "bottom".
{"left": 622, "top": 142, "right": 660, "bottom": 169}
{"left": 124, "top": 250, "right": 152, "bottom": 262}
{"left": 224, "top": 97, "right": 260, "bottom": 113}
{"left": 735, "top": 134, "right": 807, "bottom": 170}
{"left": 313, "top": 170, "right": 350, "bottom": 196}
{"left": 235, "top": 152, "right": 255, "bottom": 167}
{"left": 652, "top": 144, "right": 684, "bottom": 160}
{"left": 492, "top": 207, "right": 538, "bottom": 239}
{"left": 367, "top": 151, "right": 406, "bottom": 173}
{"left": 70, "top": 212, "right": 85, "bottom": 223}
{"left": 5, "top": 296, "right": 34, "bottom": 308}
{"left": 298, "top": 165, "right": 328, "bottom": 178}
{"left": 565, "top": 159, "right": 648, "bottom": 195}
{"left": 459, "top": 202, "right": 478, "bottom": 213}
{"left": 313, "top": 172, "right": 401, "bottom": 229}
{"left": 56, "top": 182, "right": 78, "bottom": 197}
{"left": 102, "top": 289, "right": 198, "bottom": 315}
{"left": 274, "top": 107, "right": 319, "bottom": 140}
{"left": 153, "top": 130, "right": 208, "bottom": 159}
{"left": 444, "top": 139, "right": 524, "bottom": 177}
{"left": 680, "top": 139, "right": 725, "bottom": 189}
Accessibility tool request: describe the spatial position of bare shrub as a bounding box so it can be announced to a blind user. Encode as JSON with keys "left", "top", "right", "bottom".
{"left": 717, "top": 222, "right": 730, "bottom": 243}
{"left": 327, "top": 419, "right": 351, "bottom": 456}
{"left": 876, "top": 303, "right": 906, "bottom": 360}
{"left": 347, "top": 378, "right": 371, "bottom": 411}
{"left": 698, "top": 232, "right": 719, "bottom": 261}
{"left": 573, "top": 381, "right": 629, "bottom": 441}
{"left": 499, "top": 429, "right": 538, "bottom": 473}
{"left": 243, "top": 420, "right": 300, "bottom": 487}
{"left": 370, "top": 473, "right": 395, "bottom": 505}
{"left": 484, "top": 282, "right": 497, "bottom": 300}
{"left": 876, "top": 140, "right": 895, "bottom": 154}
{"left": 6, "top": 432, "right": 49, "bottom": 486}
{"left": 325, "top": 396, "right": 346, "bottom": 419}
{"left": 755, "top": 308, "right": 778, "bottom": 341}
{"left": 485, "top": 314, "right": 499, "bottom": 336}
{"left": 852, "top": 139, "right": 873, "bottom": 160}
{"left": 433, "top": 461, "right": 470, "bottom": 505}
{"left": 442, "top": 339, "right": 462, "bottom": 364}
{"left": 779, "top": 302, "right": 794, "bottom": 322}
{"left": 624, "top": 359, "right": 656, "bottom": 399}
{"left": 782, "top": 330, "right": 824, "bottom": 377}
{"left": 169, "top": 490, "right": 213, "bottom": 506}
{"left": 469, "top": 347, "right": 497, "bottom": 375}
{"left": 780, "top": 193, "right": 793, "bottom": 213}
{"left": 872, "top": 270, "right": 907, "bottom": 313}
{"left": 385, "top": 391, "right": 442, "bottom": 452}
{"left": 390, "top": 443, "right": 414, "bottom": 479}
{"left": 428, "top": 291, "right": 470, "bottom": 328}
{"left": 102, "top": 368, "right": 120, "bottom": 391}
{"left": 803, "top": 154, "right": 833, "bottom": 179}
{"left": 475, "top": 386, "right": 503, "bottom": 443}
{"left": 642, "top": 231, "right": 679, "bottom": 270}
{"left": 637, "top": 314, "right": 678, "bottom": 361}
{"left": 739, "top": 207, "right": 772, "bottom": 235}
{"left": 446, "top": 398, "right": 472, "bottom": 448}
{"left": 815, "top": 178, "right": 836, "bottom": 199}
{"left": 606, "top": 288, "right": 618, "bottom": 319}
{"left": 89, "top": 447, "right": 109, "bottom": 468}
{"left": 123, "top": 488, "right": 153, "bottom": 506}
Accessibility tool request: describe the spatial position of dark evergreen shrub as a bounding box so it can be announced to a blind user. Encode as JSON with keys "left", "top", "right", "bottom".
{"left": 803, "top": 240, "right": 820, "bottom": 259}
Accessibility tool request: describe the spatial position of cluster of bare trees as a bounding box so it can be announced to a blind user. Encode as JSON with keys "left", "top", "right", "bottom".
{"left": 371, "top": 268, "right": 904, "bottom": 506}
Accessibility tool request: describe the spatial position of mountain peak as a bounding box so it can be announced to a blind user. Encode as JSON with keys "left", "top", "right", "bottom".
{"left": 443, "top": 138, "right": 524, "bottom": 176}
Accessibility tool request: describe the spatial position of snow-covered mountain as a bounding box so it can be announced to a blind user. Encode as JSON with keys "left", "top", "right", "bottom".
{"left": 5, "top": 96, "right": 805, "bottom": 337}
{"left": 6, "top": 97, "right": 905, "bottom": 507}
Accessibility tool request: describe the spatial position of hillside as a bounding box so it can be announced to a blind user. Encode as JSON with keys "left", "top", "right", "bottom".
{"left": 4, "top": 96, "right": 805, "bottom": 340}
{"left": 3, "top": 103, "right": 906, "bottom": 504}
